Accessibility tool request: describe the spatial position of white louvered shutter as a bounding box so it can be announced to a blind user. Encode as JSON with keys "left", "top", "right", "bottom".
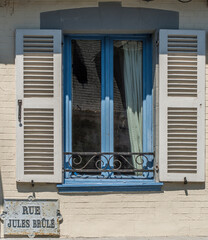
{"left": 159, "top": 30, "right": 205, "bottom": 182}
{"left": 16, "top": 29, "right": 62, "bottom": 183}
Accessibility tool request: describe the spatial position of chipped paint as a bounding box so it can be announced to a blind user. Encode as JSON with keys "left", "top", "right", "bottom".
{"left": 1, "top": 199, "right": 61, "bottom": 237}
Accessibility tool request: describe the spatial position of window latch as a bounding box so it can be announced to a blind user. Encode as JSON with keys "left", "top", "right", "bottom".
{"left": 18, "top": 100, "right": 22, "bottom": 125}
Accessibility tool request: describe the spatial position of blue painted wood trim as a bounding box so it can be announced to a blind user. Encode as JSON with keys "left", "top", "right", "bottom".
{"left": 101, "top": 37, "right": 114, "bottom": 177}
{"left": 62, "top": 34, "right": 156, "bottom": 190}
{"left": 109, "top": 38, "right": 114, "bottom": 155}
{"left": 57, "top": 180, "right": 163, "bottom": 192}
{"left": 143, "top": 36, "right": 153, "bottom": 179}
{"left": 102, "top": 37, "right": 114, "bottom": 154}
{"left": 63, "top": 36, "right": 72, "bottom": 178}
{"left": 65, "top": 34, "right": 150, "bottom": 40}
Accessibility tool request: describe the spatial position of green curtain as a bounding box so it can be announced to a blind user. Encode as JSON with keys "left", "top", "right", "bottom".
{"left": 123, "top": 41, "right": 143, "bottom": 170}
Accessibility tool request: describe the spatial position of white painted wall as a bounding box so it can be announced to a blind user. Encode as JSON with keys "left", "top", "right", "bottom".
{"left": 0, "top": 0, "right": 208, "bottom": 238}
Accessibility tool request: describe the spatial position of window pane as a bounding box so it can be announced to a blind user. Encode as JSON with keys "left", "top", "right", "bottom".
{"left": 72, "top": 40, "right": 101, "bottom": 170}
{"left": 114, "top": 40, "right": 143, "bottom": 172}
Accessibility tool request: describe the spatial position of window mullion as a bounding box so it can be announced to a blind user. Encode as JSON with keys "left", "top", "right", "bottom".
{"left": 143, "top": 37, "right": 153, "bottom": 178}
{"left": 64, "top": 37, "right": 72, "bottom": 179}
{"left": 101, "top": 37, "right": 114, "bottom": 177}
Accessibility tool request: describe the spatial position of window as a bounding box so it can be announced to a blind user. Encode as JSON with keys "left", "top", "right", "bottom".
{"left": 15, "top": 29, "right": 205, "bottom": 191}
{"left": 63, "top": 35, "right": 154, "bottom": 182}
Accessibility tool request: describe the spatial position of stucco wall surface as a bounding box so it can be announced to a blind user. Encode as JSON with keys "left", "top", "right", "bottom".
{"left": 0, "top": 0, "right": 208, "bottom": 238}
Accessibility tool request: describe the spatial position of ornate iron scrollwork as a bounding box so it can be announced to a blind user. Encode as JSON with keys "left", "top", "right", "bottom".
{"left": 64, "top": 152, "right": 154, "bottom": 178}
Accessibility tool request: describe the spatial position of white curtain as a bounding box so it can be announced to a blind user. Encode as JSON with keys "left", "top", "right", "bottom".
{"left": 123, "top": 41, "right": 143, "bottom": 170}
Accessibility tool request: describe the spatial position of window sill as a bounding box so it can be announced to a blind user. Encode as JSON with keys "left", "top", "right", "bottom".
{"left": 57, "top": 179, "right": 163, "bottom": 192}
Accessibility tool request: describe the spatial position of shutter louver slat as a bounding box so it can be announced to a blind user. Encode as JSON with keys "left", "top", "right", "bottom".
{"left": 24, "top": 109, "right": 54, "bottom": 175}
{"left": 167, "top": 34, "right": 198, "bottom": 98}
{"left": 167, "top": 107, "right": 197, "bottom": 174}
{"left": 159, "top": 30, "right": 205, "bottom": 182}
{"left": 23, "top": 37, "right": 54, "bottom": 98}
{"left": 16, "top": 29, "right": 62, "bottom": 183}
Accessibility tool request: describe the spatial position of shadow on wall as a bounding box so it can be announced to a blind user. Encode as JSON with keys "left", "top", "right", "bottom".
{"left": 163, "top": 182, "right": 205, "bottom": 195}
{"left": 0, "top": 169, "right": 4, "bottom": 206}
{"left": 16, "top": 182, "right": 205, "bottom": 196}
{"left": 40, "top": 3, "right": 179, "bottom": 34}
{"left": 16, "top": 183, "right": 58, "bottom": 194}
{"left": 2, "top": 3, "right": 208, "bottom": 65}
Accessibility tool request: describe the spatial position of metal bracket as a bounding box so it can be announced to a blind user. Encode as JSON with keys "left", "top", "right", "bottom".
{"left": 0, "top": 211, "right": 7, "bottom": 221}
{"left": 57, "top": 210, "right": 63, "bottom": 222}
{"left": 28, "top": 195, "right": 35, "bottom": 202}
{"left": 155, "top": 165, "right": 159, "bottom": 173}
{"left": 28, "top": 232, "right": 35, "bottom": 238}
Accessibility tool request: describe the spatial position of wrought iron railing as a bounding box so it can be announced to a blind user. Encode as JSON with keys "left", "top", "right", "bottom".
{"left": 64, "top": 152, "right": 155, "bottom": 178}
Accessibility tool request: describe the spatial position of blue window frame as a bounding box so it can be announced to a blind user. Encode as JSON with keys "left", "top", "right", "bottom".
{"left": 58, "top": 34, "right": 163, "bottom": 192}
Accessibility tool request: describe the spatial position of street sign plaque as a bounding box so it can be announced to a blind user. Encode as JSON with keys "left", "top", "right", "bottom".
{"left": 1, "top": 199, "right": 61, "bottom": 237}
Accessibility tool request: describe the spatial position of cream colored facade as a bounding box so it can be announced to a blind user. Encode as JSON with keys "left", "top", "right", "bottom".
{"left": 0, "top": 0, "right": 208, "bottom": 238}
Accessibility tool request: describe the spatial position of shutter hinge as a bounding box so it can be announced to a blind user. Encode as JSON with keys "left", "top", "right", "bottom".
{"left": 156, "top": 40, "right": 159, "bottom": 47}
{"left": 61, "top": 42, "right": 64, "bottom": 47}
